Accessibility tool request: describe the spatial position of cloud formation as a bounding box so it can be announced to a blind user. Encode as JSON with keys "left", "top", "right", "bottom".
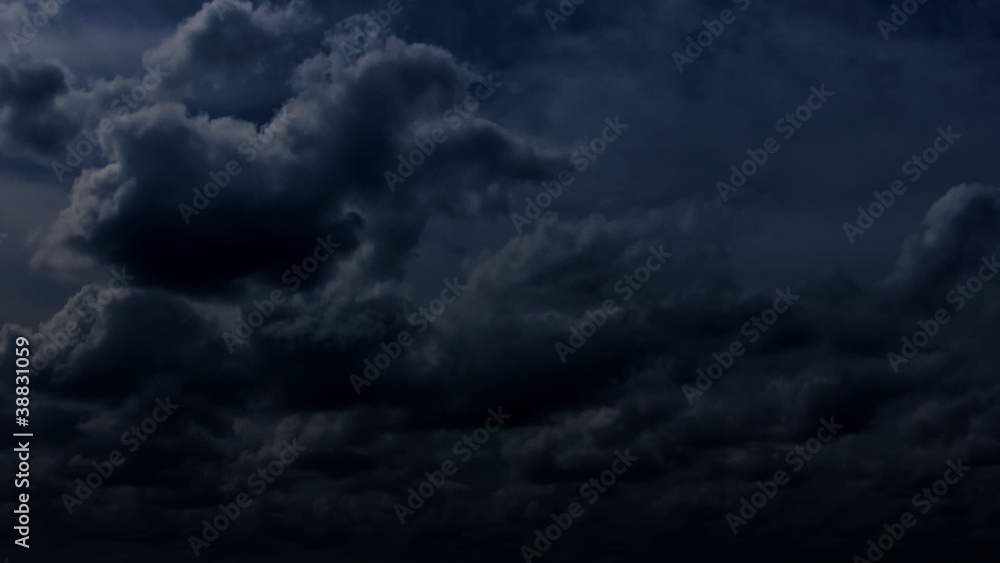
{"left": 1, "top": 0, "right": 998, "bottom": 561}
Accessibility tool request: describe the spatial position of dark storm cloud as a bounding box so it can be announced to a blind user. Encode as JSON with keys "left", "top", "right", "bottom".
{"left": 0, "top": 57, "right": 76, "bottom": 155}
{"left": 1, "top": 1, "right": 1000, "bottom": 562}
{"left": 30, "top": 2, "right": 564, "bottom": 293}
{"left": 10, "top": 177, "right": 996, "bottom": 560}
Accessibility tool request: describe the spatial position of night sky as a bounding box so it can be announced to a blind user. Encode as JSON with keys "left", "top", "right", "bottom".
{"left": 1, "top": 0, "right": 999, "bottom": 561}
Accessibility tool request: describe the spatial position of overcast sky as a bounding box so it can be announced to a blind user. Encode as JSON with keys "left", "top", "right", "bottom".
{"left": 1, "top": 0, "right": 998, "bottom": 561}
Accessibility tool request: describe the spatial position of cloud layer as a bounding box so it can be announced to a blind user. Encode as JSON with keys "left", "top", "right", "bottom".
{"left": 1, "top": 0, "right": 999, "bottom": 561}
